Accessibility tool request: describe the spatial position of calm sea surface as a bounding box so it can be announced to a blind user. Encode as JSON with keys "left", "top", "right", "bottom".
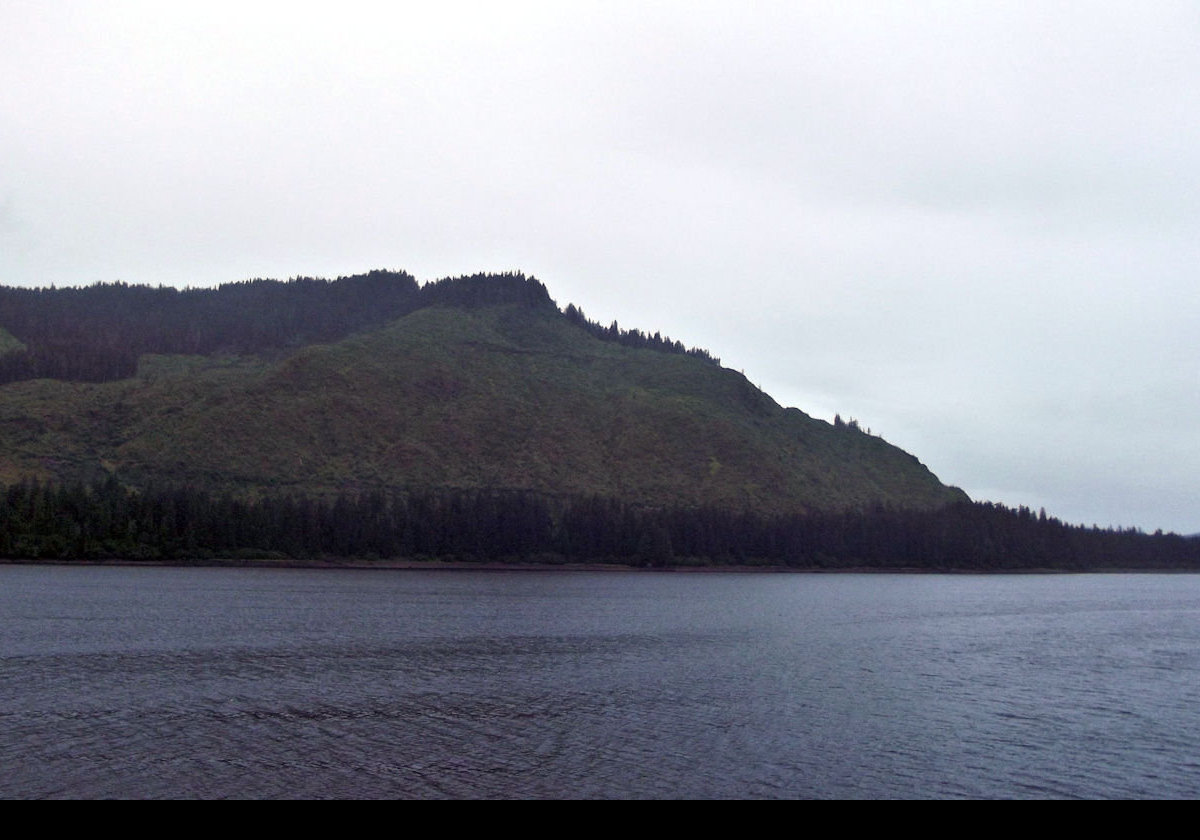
{"left": 2, "top": 566, "right": 1199, "bottom": 799}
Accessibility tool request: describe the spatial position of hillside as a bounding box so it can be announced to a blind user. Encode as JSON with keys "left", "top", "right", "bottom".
{"left": 0, "top": 272, "right": 966, "bottom": 514}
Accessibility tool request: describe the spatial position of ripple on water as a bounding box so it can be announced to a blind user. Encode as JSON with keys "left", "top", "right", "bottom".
{"left": 3, "top": 567, "right": 1200, "bottom": 798}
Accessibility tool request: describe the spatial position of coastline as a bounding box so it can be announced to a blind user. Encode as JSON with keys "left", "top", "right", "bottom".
{"left": 0, "top": 556, "right": 803, "bottom": 573}
{"left": 0, "top": 557, "right": 1187, "bottom": 574}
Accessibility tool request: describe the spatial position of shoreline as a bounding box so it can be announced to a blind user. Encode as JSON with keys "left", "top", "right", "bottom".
{"left": 0, "top": 557, "right": 1189, "bottom": 574}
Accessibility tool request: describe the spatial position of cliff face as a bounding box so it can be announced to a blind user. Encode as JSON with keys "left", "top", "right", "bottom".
{"left": 0, "top": 273, "right": 966, "bottom": 512}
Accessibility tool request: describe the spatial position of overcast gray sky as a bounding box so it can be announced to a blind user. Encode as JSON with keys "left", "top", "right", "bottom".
{"left": 2, "top": 1, "right": 1197, "bottom": 532}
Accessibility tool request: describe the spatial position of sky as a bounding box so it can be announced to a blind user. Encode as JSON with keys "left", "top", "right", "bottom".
{"left": 2, "top": 1, "right": 1197, "bottom": 533}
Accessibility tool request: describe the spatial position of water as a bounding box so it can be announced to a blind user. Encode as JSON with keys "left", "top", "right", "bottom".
{"left": 3, "top": 566, "right": 1200, "bottom": 798}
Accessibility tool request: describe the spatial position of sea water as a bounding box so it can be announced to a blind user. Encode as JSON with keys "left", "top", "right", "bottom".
{"left": 2, "top": 566, "right": 1199, "bottom": 798}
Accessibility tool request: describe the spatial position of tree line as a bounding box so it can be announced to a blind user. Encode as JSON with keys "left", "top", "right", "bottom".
{"left": 562, "top": 303, "right": 720, "bottom": 365}
{"left": 0, "top": 270, "right": 423, "bottom": 383}
{"left": 0, "top": 270, "right": 721, "bottom": 384}
{"left": 2, "top": 477, "right": 1195, "bottom": 570}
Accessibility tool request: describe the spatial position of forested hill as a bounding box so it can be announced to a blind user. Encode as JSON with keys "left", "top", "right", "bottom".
{"left": 0, "top": 270, "right": 965, "bottom": 515}
{"left": 2, "top": 271, "right": 1191, "bottom": 568}
{"left": 0, "top": 271, "right": 716, "bottom": 385}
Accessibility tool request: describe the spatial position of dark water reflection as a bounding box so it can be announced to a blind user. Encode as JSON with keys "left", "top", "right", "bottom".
{"left": 3, "top": 566, "right": 1200, "bottom": 798}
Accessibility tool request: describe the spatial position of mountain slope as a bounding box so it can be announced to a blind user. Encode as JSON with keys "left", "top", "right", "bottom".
{"left": 0, "top": 274, "right": 966, "bottom": 513}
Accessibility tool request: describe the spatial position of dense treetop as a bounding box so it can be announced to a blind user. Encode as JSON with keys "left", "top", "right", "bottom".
{"left": 0, "top": 270, "right": 717, "bottom": 384}
{"left": 2, "top": 477, "right": 1194, "bottom": 569}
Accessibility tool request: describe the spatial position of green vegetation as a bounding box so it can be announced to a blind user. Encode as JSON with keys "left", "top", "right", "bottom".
{"left": 2, "top": 478, "right": 1195, "bottom": 570}
{"left": 2, "top": 270, "right": 1190, "bottom": 569}
{"left": 0, "top": 274, "right": 964, "bottom": 514}
{"left": 0, "top": 327, "right": 24, "bottom": 356}
{"left": 0, "top": 269, "right": 714, "bottom": 385}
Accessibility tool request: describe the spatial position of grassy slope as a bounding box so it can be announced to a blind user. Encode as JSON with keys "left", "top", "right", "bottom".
{"left": 0, "top": 304, "right": 966, "bottom": 512}
{"left": 0, "top": 327, "right": 23, "bottom": 356}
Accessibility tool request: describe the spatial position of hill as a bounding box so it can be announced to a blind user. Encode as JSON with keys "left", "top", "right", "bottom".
{"left": 0, "top": 271, "right": 966, "bottom": 514}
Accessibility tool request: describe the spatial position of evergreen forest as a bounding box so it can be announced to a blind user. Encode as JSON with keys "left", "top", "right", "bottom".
{"left": 0, "top": 270, "right": 717, "bottom": 385}
{"left": 1, "top": 478, "right": 1196, "bottom": 570}
{"left": 0, "top": 269, "right": 1191, "bottom": 570}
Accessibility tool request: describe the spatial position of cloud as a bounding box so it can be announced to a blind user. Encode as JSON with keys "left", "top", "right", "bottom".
{"left": 0, "top": 1, "right": 1197, "bottom": 531}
